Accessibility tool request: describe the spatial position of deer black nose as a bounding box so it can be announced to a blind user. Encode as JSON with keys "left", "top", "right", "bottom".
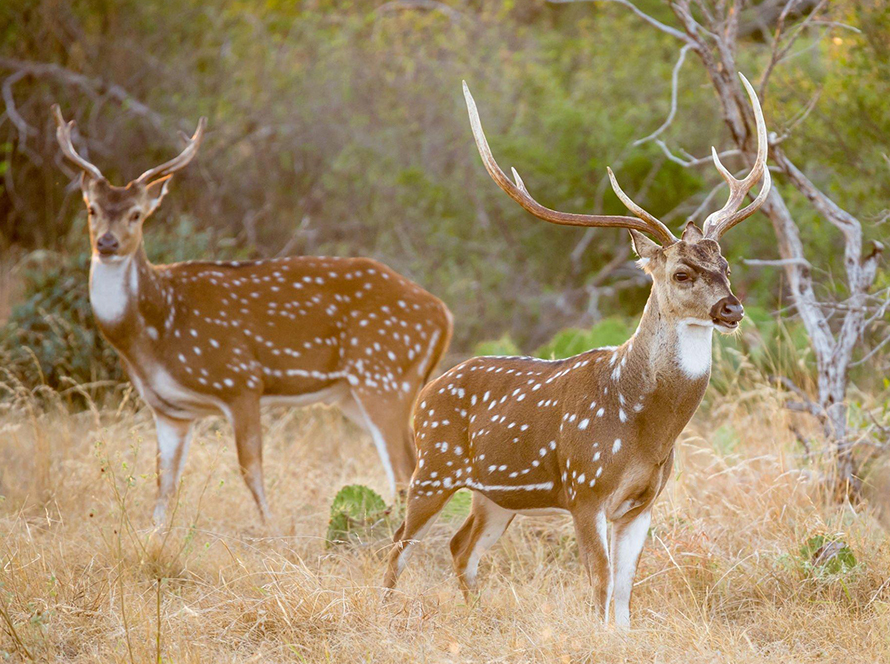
{"left": 710, "top": 295, "right": 744, "bottom": 323}
{"left": 96, "top": 233, "right": 119, "bottom": 255}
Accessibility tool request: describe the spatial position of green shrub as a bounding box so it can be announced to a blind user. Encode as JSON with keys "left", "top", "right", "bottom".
{"left": 534, "top": 316, "right": 635, "bottom": 360}
{"left": 473, "top": 334, "right": 522, "bottom": 358}
{"left": 325, "top": 484, "right": 389, "bottom": 548}
{"left": 798, "top": 534, "right": 857, "bottom": 577}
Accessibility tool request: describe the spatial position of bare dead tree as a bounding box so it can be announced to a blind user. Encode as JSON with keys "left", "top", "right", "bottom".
{"left": 552, "top": 0, "right": 887, "bottom": 496}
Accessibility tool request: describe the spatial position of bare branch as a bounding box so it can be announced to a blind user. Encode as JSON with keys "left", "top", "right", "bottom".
{"left": 375, "top": 0, "right": 470, "bottom": 23}
{"left": 2, "top": 70, "right": 37, "bottom": 139}
{"left": 760, "top": 0, "right": 828, "bottom": 97}
{"left": 808, "top": 20, "right": 861, "bottom": 33}
{"left": 770, "top": 374, "right": 823, "bottom": 418}
{"left": 684, "top": 179, "right": 725, "bottom": 223}
{"left": 0, "top": 57, "right": 163, "bottom": 129}
{"left": 851, "top": 332, "right": 890, "bottom": 368}
{"left": 653, "top": 138, "right": 740, "bottom": 168}
{"left": 772, "top": 88, "right": 821, "bottom": 144}
{"left": 547, "top": 0, "right": 694, "bottom": 44}
{"left": 743, "top": 257, "right": 813, "bottom": 268}
{"left": 634, "top": 44, "right": 694, "bottom": 147}
{"left": 771, "top": 146, "right": 860, "bottom": 236}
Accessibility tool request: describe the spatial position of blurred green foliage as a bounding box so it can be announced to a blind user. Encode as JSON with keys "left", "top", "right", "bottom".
{"left": 473, "top": 333, "right": 523, "bottom": 357}
{"left": 535, "top": 316, "right": 635, "bottom": 359}
{"left": 0, "top": 0, "right": 887, "bottom": 395}
{"left": 440, "top": 488, "right": 473, "bottom": 522}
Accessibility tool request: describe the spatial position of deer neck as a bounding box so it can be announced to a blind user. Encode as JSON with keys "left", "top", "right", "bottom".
{"left": 627, "top": 292, "right": 713, "bottom": 382}
{"left": 89, "top": 245, "right": 165, "bottom": 352}
{"left": 606, "top": 291, "right": 712, "bottom": 455}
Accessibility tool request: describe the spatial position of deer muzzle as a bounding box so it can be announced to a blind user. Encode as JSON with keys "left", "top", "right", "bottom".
{"left": 96, "top": 232, "right": 120, "bottom": 257}
{"left": 710, "top": 295, "right": 744, "bottom": 330}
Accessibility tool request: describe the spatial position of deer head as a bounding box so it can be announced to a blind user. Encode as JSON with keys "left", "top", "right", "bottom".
{"left": 52, "top": 106, "right": 206, "bottom": 263}
{"left": 463, "top": 72, "right": 770, "bottom": 335}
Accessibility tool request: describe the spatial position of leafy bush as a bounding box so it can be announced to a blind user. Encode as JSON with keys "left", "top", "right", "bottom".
{"left": 799, "top": 534, "right": 857, "bottom": 577}
{"left": 473, "top": 334, "right": 522, "bottom": 358}
{"left": 534, "top": 316, "right": 635, "bottom": 360}
{"left": 0, "top": 246, "right": 118, "bottom": 398}
{"left": 326, "top": 484, "right": 389, "bottom": 548}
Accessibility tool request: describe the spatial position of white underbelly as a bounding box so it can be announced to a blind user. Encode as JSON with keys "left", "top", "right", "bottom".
{"left": 261, "top": 384, "right": 350, "bottom": 409}
{"left": 513, "top": 507, "right": 571, "bottom": 518}
{"left": 129, "top": 361, "right": 227, "bottom": 419}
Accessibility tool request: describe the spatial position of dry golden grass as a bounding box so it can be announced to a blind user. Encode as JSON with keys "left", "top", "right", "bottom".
{"left": 0, "top": 256, "right": 21, "bottom": 326}
{"left": 0, "top": 379, "right": 888, "bottom": 663}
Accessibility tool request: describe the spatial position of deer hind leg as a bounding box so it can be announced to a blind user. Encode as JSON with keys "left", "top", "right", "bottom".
{"left": 152, "top": 412, "right": 194, "bottom": 528}
{"left": 450, "top": 492, "right": 514, "bottom": 602}
{"left": 342, "top": 389, "right": 415, "bottom": 498}
{"left": 383, "top": 483, "right": 456, "bottom": 592}
{"left": 573, "top": 509, "right": 613, "bottom": 623}
{"left": 610, "top": 509, "right": 651, "bottom": 628}
{"left": 228, "top": 397, "right": 271, "bottom": 524}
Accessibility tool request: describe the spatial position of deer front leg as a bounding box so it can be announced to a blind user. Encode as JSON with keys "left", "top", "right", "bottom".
{"left": 610, "top": 509, "right": 651, "bottom": 628}
{"left": 153, "top": 412, "right": 194, "bottom": 528}
{"left": 572, "top": 508, "right": 612, "bottom": 624}
{"left": 228, "top": 397, "right": 271, "bottom": 524}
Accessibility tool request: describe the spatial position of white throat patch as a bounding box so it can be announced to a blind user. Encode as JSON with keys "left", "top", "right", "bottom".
{"left": 676, "top": 320, "right": 713, "bottom": 378}
{"left": 90, "top": 255, "right": 136, "bottom": 324}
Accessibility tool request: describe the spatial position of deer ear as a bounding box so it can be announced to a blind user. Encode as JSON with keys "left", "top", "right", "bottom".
{"left": 628, "top": 229, "right": 661, "bottom": 263}
{"left": 681, "top": 221, "right": 704, "bottom": 243}
{"left": 145, "top": 175, "right": 173, "bottom": 215}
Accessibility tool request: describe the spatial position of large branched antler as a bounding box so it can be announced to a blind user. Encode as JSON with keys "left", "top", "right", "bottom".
{"left": 136, "top": 117, "right": 207, "bottom": 184}
{"left": 701, "top": 74, "right": 771, "bottom": 239}
{"left": 52, "top": 104, "right": 105, "bottom": 181}
{"left": 463, "top": 82, "right": 678, "bottom": 247}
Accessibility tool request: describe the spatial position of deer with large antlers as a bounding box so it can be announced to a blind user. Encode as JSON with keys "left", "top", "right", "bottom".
{"left": 384, "top": 74, "right": 770, "bottom": 627}
{"left": 52, "top": 106, "right": 452, "bottom": 526}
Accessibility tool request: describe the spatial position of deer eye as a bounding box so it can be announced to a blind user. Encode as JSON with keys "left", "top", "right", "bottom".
{"left": 673, "top": 271, "right": 691, "bottom": 283}
{"left": 88, "top": 206, "right": 97, "bottom": 216}
{"left": 129, "top": 211, "right": 141, "bottom": 223}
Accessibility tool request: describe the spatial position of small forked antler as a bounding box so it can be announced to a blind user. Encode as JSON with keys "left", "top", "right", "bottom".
{"left": 463, "top": 82, "right": 678, "bottom": 246}
{"left": 135, "top": 117, "right": 207, "bottom": 184}
{"left": 53, "top": 105, "right": 207, "bottom": 185}
{"left": 52, "top": 104, "right": 105, "bottom": 181}
{"left": 701, "top": 73, "right": 771, "bottom": 239}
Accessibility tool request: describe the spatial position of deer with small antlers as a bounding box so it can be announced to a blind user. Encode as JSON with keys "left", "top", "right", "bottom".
{"left": 52, "top": 106, "right": 452, "bottom": 526}
{"left": 384, "top": 74, "right": 770, "bottom": 627}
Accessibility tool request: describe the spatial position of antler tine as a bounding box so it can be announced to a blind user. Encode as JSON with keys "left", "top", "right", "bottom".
{"left": 463, "top": 82, "right": 677, "bottom": 246}
{"left": 703, "top": 73, "right": 772, "bottom": 239}
{"left": 606, "top": 167, "right": 677, "bottom": 242}
{"left": 136, "top": 116, "right": 207, "bottom": 184}
{"left": 51, "top": 104, "right": 105, "bottom": 181}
